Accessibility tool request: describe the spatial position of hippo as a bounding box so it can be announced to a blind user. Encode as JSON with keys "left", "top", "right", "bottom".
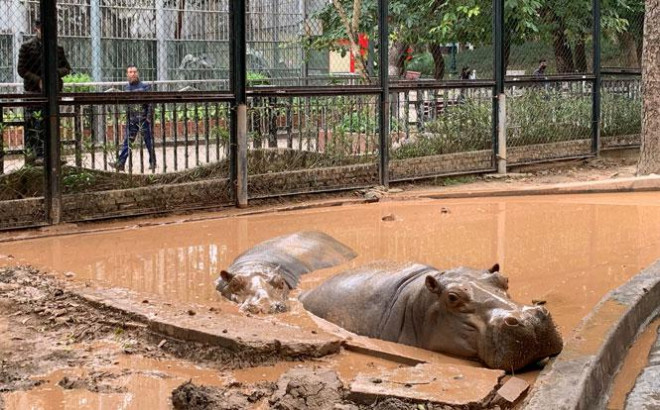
{"left": 216, "top": 231, "right": 357, "bottom": 314}
{"left": 300, "top": 261, "right": 563, "bottom": 371}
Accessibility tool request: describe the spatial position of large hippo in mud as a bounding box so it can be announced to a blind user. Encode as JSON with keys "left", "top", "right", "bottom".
{"left": 300, "top": 261, "right": 563, "bottom": 371}
{"left": 216, "top": 231, "right": 356, "bottom": 314}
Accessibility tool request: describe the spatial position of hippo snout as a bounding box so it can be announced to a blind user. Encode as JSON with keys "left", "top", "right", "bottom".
{"left": 482, "top": 306, "right": 563, "bottom": 371}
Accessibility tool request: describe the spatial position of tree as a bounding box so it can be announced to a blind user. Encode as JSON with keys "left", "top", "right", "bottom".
{"left": 306, "top": 0, "right": 482, "bottom": 81}
{"left": 637, "top": 0, "right": 660, "bottom": 175}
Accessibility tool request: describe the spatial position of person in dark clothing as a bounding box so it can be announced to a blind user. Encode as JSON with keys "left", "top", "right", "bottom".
{"left": 533, "top": 59, "right": 548, "bottom": 78}
{"left": 17, "top": 19, "right": 72, "bottom": 165}
{"left": 460, "top": 66, "right": 471, "bottom": 80}
{"left": 112, "top": 65, "right": 156, "bottom": 171}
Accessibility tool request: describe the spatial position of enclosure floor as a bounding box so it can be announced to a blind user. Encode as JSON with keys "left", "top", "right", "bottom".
{"left": 3, "top": 192, "right": 660, "bottom": 408}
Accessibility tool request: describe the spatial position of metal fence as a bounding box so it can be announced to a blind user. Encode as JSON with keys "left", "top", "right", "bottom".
{"left": 0, "top": 0, "right": 645, "bottom": 229}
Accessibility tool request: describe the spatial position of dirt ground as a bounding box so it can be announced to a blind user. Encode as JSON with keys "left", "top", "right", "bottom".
{"left": 0, "top": 154, "right": 643, "bottom": 409}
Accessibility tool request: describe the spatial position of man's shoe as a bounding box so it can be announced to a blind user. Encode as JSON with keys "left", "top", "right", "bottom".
{"left": 149, "top": 162, "right": 157, "bottom": 171}
{"left": 33, "top": 158, "right": 44, "bottom": 166}
{"left": 109, "top": 161, "right": 125, "bottom": 172}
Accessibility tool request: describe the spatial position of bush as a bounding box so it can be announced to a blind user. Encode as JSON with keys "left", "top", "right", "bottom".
{"left": 63, "top": 72, "right": 94, "bottom": 92}
{"left": 391, "top": 85, "right": 640, "bottom": 159}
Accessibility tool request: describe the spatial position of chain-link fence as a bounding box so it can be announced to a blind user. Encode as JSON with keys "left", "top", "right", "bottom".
{"left": 0, "top": 0, "right": 646, "bottom": 229}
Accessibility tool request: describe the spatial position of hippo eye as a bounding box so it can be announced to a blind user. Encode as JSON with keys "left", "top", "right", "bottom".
{"left": 448, "top": 293, "right": 459, "bottom": 303}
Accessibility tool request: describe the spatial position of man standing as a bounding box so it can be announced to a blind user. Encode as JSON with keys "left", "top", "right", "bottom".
{"left": 17, "top": 19, "right": 72, "bottom": 166}
{"left": 112, "top": 65, "right": 156, "bottom": 171}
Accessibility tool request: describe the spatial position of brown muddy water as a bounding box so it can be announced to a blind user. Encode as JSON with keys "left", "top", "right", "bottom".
{"left": 3, "top": 192, "right": 660, "bottom": 408}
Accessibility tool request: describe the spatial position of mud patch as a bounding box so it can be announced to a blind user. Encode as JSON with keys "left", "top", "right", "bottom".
{"left": 270, "top": 367, "right": 344, "bottom": 409}
{"left": 172, "top": 380, "right": 276, "bottom": 410}
{"left": 57, "top": 371, "right": 130, "bottom": 393}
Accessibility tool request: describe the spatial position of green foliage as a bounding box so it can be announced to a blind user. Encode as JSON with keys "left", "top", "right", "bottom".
{"left": 601, "top": 92, "right": 642, "bottom": 136}
{"left": 247, "top": 72, "right": 270, "bottom": 86}
{"left": 392, "top": 98, "right": 492, "bottom": 159}
{"left": 391, "top": 87, "right": 640, "bottom": 159}
{"left": 62, "top": 170, "right": 97, "bottom": 190}
{"left": 63, "top": 73, "right": 94, "bottom": 92}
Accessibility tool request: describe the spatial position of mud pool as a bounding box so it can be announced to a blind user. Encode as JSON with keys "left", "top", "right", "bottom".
{"left": 2, "top": 192, "right": 660, "bottom": 408}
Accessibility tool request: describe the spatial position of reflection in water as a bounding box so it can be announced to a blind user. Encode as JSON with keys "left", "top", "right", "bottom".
{"left": 4, "top": 193, "right": 660, "bottom": 338}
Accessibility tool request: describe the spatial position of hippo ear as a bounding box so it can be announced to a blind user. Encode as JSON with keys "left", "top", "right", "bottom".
{"left": 220, "top": 270, "right": 234, "bottom": 282}
{"left": 425, "top": 275, "right": 444, "bottom": 294}
{"left": 488, "top": 263, "right": 500, "bottom": 273}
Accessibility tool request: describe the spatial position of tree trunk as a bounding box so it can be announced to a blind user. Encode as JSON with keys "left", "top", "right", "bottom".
{"left": 618, "top": 32, "right": 640, "bottom": 67}
{"left": 543, "top": 8, "right": 574, "bottom": 73}
{"left": 574, "top": 38, "right": 588, "bottom": 72}
{"left": 429, "top": 44, "right": 445, "bottom": 80}
{"left": 638, "top": 0, "right": 660, "bottom": 175}
{"left": 388, "top": 42, "right": 408, "bottom": 78}
{"left": 551, "top": 27, "right": 574, "bottom": 73}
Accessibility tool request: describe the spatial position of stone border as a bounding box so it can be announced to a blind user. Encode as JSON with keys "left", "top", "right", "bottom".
{"left": 523, "top": 259, "right": 660, "bottom": 410}
{"left": 420, "top": 175, "right": 660, "bottom": 200}
{"left": 71, "top": 285, "right": 343, "bottom": 361}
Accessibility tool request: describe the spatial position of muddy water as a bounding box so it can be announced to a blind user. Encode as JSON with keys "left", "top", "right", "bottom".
{"left": 3, "top": 192, "right": 660, "bottom": 406}
{"left": 4, "top": 192, "right": 660, "bottom": 337}
{"left": 607, "top": 318, "right": 660, "bottom": 409}
{"left": 3, "top": 344, "right": 226, "bottom": 410}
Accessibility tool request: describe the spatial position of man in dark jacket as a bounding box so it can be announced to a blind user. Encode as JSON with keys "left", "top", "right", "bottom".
{"left": 112, "top": 65, "right": 156, "bottom": 171}
{"left": 17, "top": 19, "right": 72, "bottom": 165}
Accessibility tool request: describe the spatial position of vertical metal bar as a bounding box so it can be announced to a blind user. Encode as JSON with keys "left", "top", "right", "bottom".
{"left": 286, "top": 97, "right": 293, "bottom": 149}
{"left": 378, "top": 0, "right": 389, "bottom": 187}
{"left": 230, "top": 0, "right": 247, "bottom": 207}
{"left": 183, "top": 103, "right": 189, "bottom": 169}
{"left": 493, "top": 0, "right": 506, "bottom": 174}
{"left": 89, "top": 106, "right": 96, "bottom": 170}
{"left": 592, "top": 0, "right": 601, "bottom": 155}
{"left": 204, "top": 102, "right": 210, "bottom": 163}
{"left": 161, "top": 103, "right": 167, "bottom": 173}
{"left": 74, "top": 105, "right": 82, "bottom": 167}
{"left": 195, "top": 103, "right": 200, "bottom": 166}
{"left": 215, "top": 103, "right": 220, "bottom": 161}
{"left": 0, "top": 108, "right": 4, "bottom": 175}
{"left": 42, "top": 0, "right": 61, "bottom": 223}
{"left": 103, "top": 105, "right": 108, "bottom": 170}
{"left": 173, "top": 104, "right": 178, "bottom": 171}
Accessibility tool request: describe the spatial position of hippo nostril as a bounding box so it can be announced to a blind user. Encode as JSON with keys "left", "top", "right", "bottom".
{"left": 504, "top": 316, "right": 520, "bottom": 327}
{"left": 534, "top": 306, "right": 549, "bottom": 318}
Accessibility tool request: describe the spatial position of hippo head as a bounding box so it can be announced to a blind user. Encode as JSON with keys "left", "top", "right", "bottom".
{"left": 216, "top": 266, "right": 289, "bottom": 314}
{"left": 423, "top": 264, "right": 563, "bottom": 371}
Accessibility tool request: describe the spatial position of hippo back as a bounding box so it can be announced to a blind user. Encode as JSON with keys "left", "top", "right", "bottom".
{"left": 300, "top": 261, "right": 434, "bottom": 339}
{"left": 228, "top": 231, "right": 358, "bottom": 289}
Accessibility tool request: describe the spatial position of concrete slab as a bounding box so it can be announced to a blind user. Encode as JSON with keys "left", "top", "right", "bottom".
{"left": 349, "top": 362, "right": 504, "bottom": 406}
{"left": 75, "top": 285, "right": 342, "bottom": 358}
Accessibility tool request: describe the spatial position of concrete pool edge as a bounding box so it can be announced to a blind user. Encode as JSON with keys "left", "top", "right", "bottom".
{"left": 72, "top": 285, "right": 344, "bottom": 361}
{"left": 522, "top": 259, "right": 660, "bottom": 410}
{"left": 416, "top": 175, "right": 660, "bottom": 200}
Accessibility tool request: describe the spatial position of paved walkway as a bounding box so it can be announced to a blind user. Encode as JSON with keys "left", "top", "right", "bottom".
{"left": 626, "top": 322, "right": 660, "bottom": 409}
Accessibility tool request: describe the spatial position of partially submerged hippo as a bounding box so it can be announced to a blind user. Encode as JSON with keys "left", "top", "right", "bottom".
{"left": 216, "top": 231, "right": 356, "bottom": 314}
{"left": 300, "top": 261, "right": 563, "bottom": 371}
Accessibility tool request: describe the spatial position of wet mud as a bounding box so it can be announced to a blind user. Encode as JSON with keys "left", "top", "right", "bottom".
{"left": 2, "top": 192, "right": 660, "bottom": 408}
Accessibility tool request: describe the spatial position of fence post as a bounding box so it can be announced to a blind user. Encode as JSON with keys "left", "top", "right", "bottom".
{"left": 156, "top": 0, "right": 168, "bottom": 82}
{"left": 230, "top": 0, "right": 248, "bottom": 207}
{"left": 41, "top": 0, "right": 61, "bottom": 224}
{"left": 378, "top": 0, "right": 389, "bottom": 187}
{"left": 91, "top": 0, "right": 102, "bottom": 82}
{"left": 493, "top": 0, "right": 506, "bottom": 174}
{"left": 592, "top": 0, "right": 601, "bottom": 155}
